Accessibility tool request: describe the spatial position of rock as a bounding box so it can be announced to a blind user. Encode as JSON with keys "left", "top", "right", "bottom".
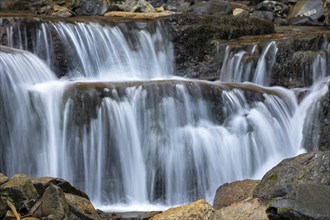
{"left": 167, "top": 14, "right": 275, "bottom": 80}
{"left": 31, "top": 177, "right": 89, "bottom": 200}
{"left": 289, "top": 16, "right": 325, "bottom": 26}
{"left": 138, "top": 211, "right": 162, "bottom": 219}
{"left": 0, "top": 0, "right": 48, "bottom": 12}
{"left": 318, "top": 88, "right": 330, "bottom": 152}
{"left": 251, "top": 10, "right": 275, "bottom": 21}
{"left": 0, "top": 197, "right": 7, "bottom": 219}
{"left": 40, "top": 184, "right": 70, "bottom": 219}
{"left": 186, "top": 0, "right": 233, "bottom": 16}
{"left": 0, "top": 173, "right": 9, "bottom": 185}
{"left": 119, "top": 0, "right": 155, "bottom": 13}
{"left": 266, "top": 183, "right": 330, "bottom": 220}
{"left": 52, "top": 5, "right": 73, "bottom": 17}
{"left": 233, "top": 8, "right": 247, "bottom": 16}
{"left": 150, "top": 199, "right": 214, "bottom": 220}
{"left": 4, "top": 210, "right": 21, "bottom": 220}
{"left": 213, "top": 179, "right": 260, "bottom": 209}
{"left": 253, "top": 151, "right": 330, "bottom": 205}
{"left": 0, "top": 174, "right": 39, "bottom": 213}
{"left": 73, "top": 0, "right": 109, "bottom": 15}
{"left": 288, "top": 0, "right": 324, "bottom": 21}
{"left": 255, "top": 1, "right": 290, "bottom": 17}
{"left": 212, "top": 197, "right": 268, "bottom": 220}
{"left": 324, "top": 0, "right": 330, "bottom": 27}
{"left": 65, "top": 193, "right": 101, "bottom": 220}
{"left": 104, "top": 11, "right": 171, "bottom": 19}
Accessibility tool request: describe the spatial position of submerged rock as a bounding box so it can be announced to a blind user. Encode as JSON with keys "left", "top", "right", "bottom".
{"left": 151, "top": 199, "right": 214, "bottom": 220}
{"left": 213, "top": 179, "right": 260, "bottom": 209}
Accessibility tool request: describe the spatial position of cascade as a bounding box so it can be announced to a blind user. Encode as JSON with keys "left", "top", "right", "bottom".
{"left": 0, "top": 18, "right": 329, "bottom": 210}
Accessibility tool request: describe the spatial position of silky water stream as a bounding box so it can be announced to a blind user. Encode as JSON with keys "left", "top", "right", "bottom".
{"left": 0, "top": 18, "right": 329, "bottom": 211}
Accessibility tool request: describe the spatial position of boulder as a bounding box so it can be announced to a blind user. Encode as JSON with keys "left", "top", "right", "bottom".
{"left": 253, "top": 151, "right": 330, "bottom": 205}
{"left": 52, "top": 5, "right": 73, "bottom": 17}
{"left": 31, "top": 177, "right": 89, "bottom": 200}
{"left": 73, "top": 0, "right": 109, "bottom": 15}
{"left": 185, "top": 0, "right": 233, "bottom": 16}
{"left": 212, "top": 198, "right": 267, "bottom": 220}
{"left": 0, "top": 173, "right": 9, "bottom": 185}
{"left": 324, "top": 0, "right": 330, "bottom": 27}
{"left": 266, "top": 183, "right": 330, "bottom": 220}
{"left": 213, "top": 179, "right": 260, "bottom": 209}
{"left": 0, "top": 197, "right": 7, "bottom": 219}
{"left": 40, "top": 184, "right": 70, "bottom": 219}
{"left": 0, "top": 174, "right": 39, "bottom": 213}
{"left": 65, "top": 193, "right": 101, "bottom": 220}
{"left": 288, "top": 0, "right": 324, "bottom": 21}
{"left": 150, "top": 199, "right": 214, "bottom": 220}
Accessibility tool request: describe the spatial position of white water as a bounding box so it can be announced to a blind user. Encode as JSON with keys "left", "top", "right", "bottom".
{"left": 0, "top": 20, "right": 329, "bottom": 211}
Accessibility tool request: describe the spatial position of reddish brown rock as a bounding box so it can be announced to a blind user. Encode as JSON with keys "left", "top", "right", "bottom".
{"left": 213, "top": 179, "right": 260, "bottom": 209}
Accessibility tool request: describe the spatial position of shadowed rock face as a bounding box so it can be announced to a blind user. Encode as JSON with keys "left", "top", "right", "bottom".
{"left": 166, "top": 14, "right": 275, "bottom": 80}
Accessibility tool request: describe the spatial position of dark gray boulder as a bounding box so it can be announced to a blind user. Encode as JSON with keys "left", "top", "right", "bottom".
{"left": 266, "top": 183, "right": 330, "bottom": 220}
{"left": 253, "top": 151, "right": 330, "bottom": 205}
{"left": 288, "top": 0, "right": 324, "bottom": 22}
{"left": 73, "top": 0, "right": 109, "bottom": 15}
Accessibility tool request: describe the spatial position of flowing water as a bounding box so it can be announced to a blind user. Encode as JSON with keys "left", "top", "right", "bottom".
{"left": 0, "top": 19, "right": 329, "bottom": 210}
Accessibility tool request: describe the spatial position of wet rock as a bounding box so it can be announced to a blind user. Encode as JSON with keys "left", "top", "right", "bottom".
{"left": 0, "top": 174, "right": 39, "bottom": 213}
{"left": 185, "top": 0, "right": 233, "bottom": 16}
{"left": 266, "top": 183, "right": 330, "bottom": 220}
{"left": 73, "top": 0, "right": 109, "bottom": 15}
{"left": 104, "top": 11, "right": 171, "bottom": 19}
{"left": 151, "top": 199, "right": 214, "bottom": 220}
{"left": 212, "top": 197, "right": 267, "bottom": 220}
{"left": 65, "top": 193, "right": 100, "bottom": 220}
{"left": 213, "top": 179, "right": 260, "bottom": 209}
{"left": 167, "top": 13, "right": 275, "bottom": 79}
{"left": 288, "top": 0, "right": 324, "bottom": 21}
{"left": 40, "top": 184, "right": 70, "bottom": 220}
{"left": 316, "top": 87, "right": 330, "bottom": 152}
{"left": 31, "top": 177, "right": 89, "bottom": 200}
{"left": 253, "top": 151, "right": 330, "bottom": 205}
{"left": 0, "top": 173, "right": 9, "bottom": 185}
{"left": 255, "top": 1, "right": 290, "bottom": 17}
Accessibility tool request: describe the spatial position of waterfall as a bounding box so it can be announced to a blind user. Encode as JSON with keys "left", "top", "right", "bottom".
{"left": 220, "top": 41, "right": 278, "bottom": 85}
{"left": 4, "top": 19, "right": 174, "bottom": 80}
{"left": 0, "top": 18, "right": 329, "bottom": 210}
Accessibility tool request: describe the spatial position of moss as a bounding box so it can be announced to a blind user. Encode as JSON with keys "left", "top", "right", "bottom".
{"left": 268, "top": 173, "right": 277, "bottom": 182}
